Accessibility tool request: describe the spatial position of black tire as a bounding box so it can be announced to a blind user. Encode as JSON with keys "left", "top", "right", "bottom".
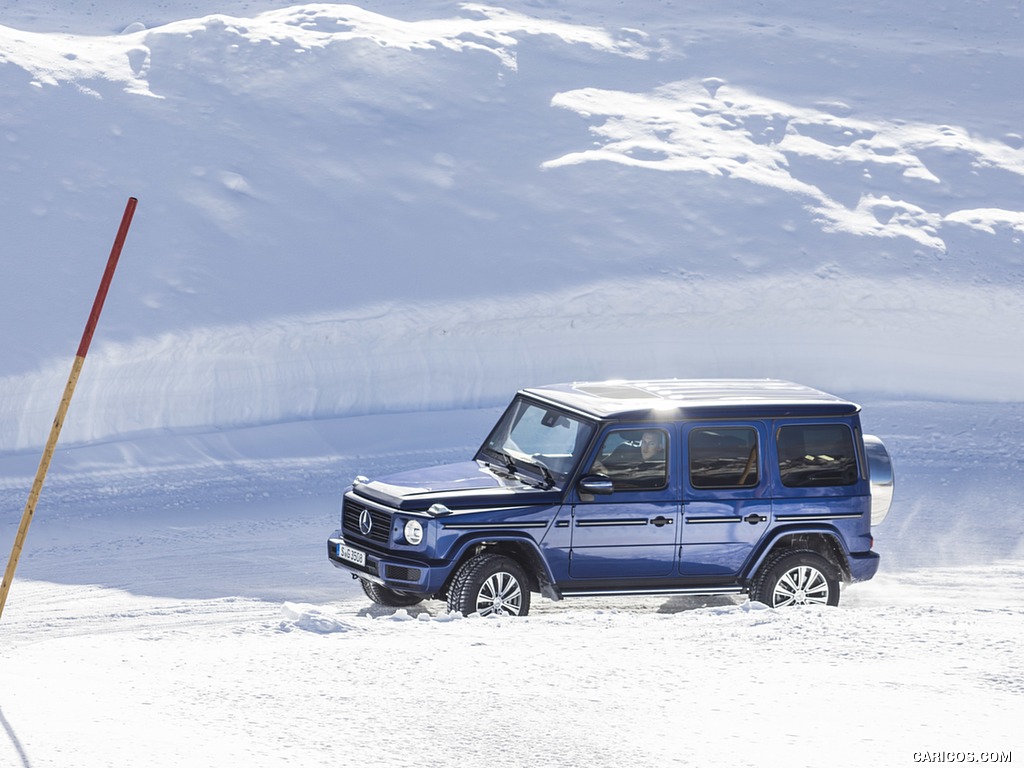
{"left": 360, "top": 578, "right": 423, "bottom": 608}
{"left": 751, "top": 549, "right": 840, "bottom": 607}
{"left": 446, "top": 553, "right": 531, "bottom": 617}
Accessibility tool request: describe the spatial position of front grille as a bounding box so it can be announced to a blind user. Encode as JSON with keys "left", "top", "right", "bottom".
{"left": 343, "top": 497, "right": 393, "bottom": 545}
{"left": 384, "top": 565, "right": 422, "bottom": 582}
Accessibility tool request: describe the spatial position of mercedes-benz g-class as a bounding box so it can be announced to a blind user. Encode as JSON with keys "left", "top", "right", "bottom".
{"left": 327, "top": 379, "right": 894, "bottom": 615}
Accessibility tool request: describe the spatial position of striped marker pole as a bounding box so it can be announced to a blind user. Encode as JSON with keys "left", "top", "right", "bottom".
{"left": 0, "top": 197, "right": 138, "bottom": 620}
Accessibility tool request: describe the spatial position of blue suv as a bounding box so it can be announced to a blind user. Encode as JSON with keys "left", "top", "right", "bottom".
{"left": 327, "top": 379, "right": 894, "bottom": 615}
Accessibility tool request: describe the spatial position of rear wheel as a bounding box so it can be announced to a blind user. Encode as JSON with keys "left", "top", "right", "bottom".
{"left": 447, "top": 553, "right": 531, "bottom": 617}
{"left": 360, "top": 578, "right": 423, "bottom": 608}
{"left": 751, "top": 550, "right": 840, "bottom": 607}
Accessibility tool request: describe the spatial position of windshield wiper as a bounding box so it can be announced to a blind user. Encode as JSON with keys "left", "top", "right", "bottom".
{"left": 483, "top": 449, "right": 554, "bottom": 490}
{"left": 514, "top": 456, "right": 555, "bottom": 490}
{"left": 533, "top": 462, "right": 555, "bottom": 490}
{"left": 482, "top": 448, "right": 517, "bottom": 476}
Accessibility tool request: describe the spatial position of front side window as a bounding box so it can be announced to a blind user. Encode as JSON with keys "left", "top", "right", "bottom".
{"left": 689, "top": 427, "right": 759, "bottom": 489}
{"left": 776, "top": 424, "right": 858, "bottom": 487}
{"left": 477, "top": 398, "right": 595, "bottom": 486}
{"left": 587, "top": 428, "right": 669, "bottom": 491}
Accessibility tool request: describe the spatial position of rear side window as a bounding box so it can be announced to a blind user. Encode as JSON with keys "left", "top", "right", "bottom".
{"left": 688, "top": 427, "right": 759, "bottom": 489}
{"left": 776, "top": 424, "right": 858, "bottom": 487}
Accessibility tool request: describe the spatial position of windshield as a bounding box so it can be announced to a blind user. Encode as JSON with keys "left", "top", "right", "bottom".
{"left": 476, "top": 397, "right": 595, "bottom": 488}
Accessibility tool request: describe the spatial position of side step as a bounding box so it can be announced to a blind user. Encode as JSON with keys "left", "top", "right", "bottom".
{"left": 559, "top": 585, "right": 745, "bottom": 598}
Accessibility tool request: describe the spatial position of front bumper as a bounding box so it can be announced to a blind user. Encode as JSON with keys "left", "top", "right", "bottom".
{"left": 327, "top": 531, "right": 447, "bottom": 596}
{"left": 847, "top": 550, "right": 881, "bottom": 583}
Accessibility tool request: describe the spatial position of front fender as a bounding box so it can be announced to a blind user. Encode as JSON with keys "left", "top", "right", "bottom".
{"left": 444, "top": 534, "right": 558, "bottom": 598}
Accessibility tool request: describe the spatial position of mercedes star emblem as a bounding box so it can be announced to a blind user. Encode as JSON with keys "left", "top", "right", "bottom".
{"left": 358, "top": 509, "right": 373, "bottom": 536}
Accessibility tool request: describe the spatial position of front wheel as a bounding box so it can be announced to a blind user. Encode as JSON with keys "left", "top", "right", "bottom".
{"left": 447, "top": 553, "right": 531, "bottom": 617}
{"left": 360, "top": 578, "right": 423, "bottom": 608}
{"left": 751, "top": 550, "right": 840, "bottom": 607}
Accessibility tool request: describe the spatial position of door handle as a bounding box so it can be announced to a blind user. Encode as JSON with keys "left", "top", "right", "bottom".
{"left": 649, "top": 515, "right": 673, "bottom": 527}
{"left": 744, "top": 513, "right": 768, "bottom": 525}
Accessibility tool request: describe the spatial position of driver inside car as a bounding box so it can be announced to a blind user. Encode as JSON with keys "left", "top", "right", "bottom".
{"left": 590, "top": 430, "right": 667, "bottom": 488}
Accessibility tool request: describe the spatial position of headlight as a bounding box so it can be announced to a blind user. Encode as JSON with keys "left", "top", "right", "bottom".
{"left": 404, "top": 519, "right": 423, "bottom": 546}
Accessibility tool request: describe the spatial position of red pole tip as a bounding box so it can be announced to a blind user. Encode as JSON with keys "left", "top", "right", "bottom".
{"left": 75, "top": 197, "right": 138, "bottom": 359}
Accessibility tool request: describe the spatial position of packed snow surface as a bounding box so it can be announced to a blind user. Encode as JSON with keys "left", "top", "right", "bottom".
{"left": 1, "top": 1, "right": 1022, "bottom": 766}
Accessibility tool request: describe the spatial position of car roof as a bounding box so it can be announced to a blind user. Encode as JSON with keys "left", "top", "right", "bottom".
{"left": 520, "top": 379, "right": 861, "bottom": 420}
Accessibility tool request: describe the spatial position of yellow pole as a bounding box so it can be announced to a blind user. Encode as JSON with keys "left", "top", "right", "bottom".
{"left": 0, "top": 197, "right": 137, "bottom": 620}
{"left": 0, "top": 356, "right": 86, "bottom": 617}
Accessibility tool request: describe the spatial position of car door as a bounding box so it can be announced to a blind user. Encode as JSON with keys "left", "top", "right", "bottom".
{"left": 568, "top": 425, "right": 679, "bottom": 579}
{"left": 680, "top": 421, "right": 772, "bottom": 577}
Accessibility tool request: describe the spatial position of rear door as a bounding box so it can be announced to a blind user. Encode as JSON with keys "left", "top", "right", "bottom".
{"left": 680, "top": 422, "right": 773, "bottom": 577}
{"left": 568, "top": 425, "right": 679, "bottom": 579}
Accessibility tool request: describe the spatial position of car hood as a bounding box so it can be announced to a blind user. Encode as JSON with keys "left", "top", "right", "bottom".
{"left": 350, "top": 460, "right": 562, "bottom": 512}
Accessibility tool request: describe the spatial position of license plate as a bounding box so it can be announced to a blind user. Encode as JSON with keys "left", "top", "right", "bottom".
{"left": 336, "top": 543, "right": 366, "bottom": 567}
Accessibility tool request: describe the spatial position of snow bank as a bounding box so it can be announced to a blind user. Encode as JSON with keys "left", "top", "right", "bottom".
{"left": 2, "top": 273, "right": 1021, "bottom": 451}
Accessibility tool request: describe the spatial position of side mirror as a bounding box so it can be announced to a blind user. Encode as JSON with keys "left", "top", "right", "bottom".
{"left": 578, "top": 474, "right": 614, "bottom": 496}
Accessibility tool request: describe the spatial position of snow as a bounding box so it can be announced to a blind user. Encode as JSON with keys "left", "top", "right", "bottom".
{"left": 1, "top": 1, "right": 1022, "bottom": 766}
